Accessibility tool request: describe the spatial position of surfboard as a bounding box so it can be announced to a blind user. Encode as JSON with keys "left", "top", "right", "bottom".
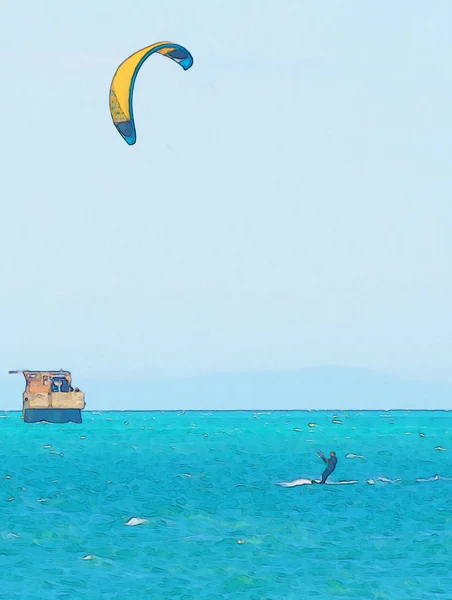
{"left": 278, "top": 478, "right": 358, "bottom": 488}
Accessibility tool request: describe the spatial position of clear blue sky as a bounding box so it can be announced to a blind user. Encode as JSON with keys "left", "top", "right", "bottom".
{"left": 1, "top": 1, "right": 452, "bottom": 387}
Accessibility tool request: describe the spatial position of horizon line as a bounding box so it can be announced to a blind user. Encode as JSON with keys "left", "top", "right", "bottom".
{"left": 0, "top": 408, "right": 451, "bottom": 413}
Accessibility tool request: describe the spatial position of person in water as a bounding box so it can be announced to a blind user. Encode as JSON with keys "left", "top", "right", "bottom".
{"left": 314, "top": 451, "right": 337, "bottom": 484}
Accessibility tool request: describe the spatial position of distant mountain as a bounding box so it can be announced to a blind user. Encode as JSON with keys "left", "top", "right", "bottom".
{"left": 2, "top": 366, "right": 451, "bottom": 411}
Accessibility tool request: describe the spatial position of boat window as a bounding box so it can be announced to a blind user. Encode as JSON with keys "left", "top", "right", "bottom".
{"left": 51, "top": 377, "right": 69, "bottom": 393}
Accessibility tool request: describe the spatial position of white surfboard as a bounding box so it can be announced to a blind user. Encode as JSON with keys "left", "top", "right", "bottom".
{"left": 278, "top": 478, "right": 358, "bottom": 488}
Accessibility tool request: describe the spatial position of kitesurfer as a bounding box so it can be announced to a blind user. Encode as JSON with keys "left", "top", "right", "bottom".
{"left": 313, "top": 451, "right": 337, "bottom": 484}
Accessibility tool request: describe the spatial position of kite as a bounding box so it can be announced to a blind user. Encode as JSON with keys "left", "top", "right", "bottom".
{"left": 109, "top": 41, "right": 193, "bottom": 145}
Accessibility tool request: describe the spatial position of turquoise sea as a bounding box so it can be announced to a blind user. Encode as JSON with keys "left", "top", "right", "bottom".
{"left": 1, "top": 410, "right": 452, "bottom": 599}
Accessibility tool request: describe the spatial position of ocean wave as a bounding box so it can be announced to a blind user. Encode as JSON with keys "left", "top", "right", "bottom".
{"left": 416, "top": 474, "right": 452, "bottom": 482}
{"left": 417, "top": 475, "right": 440, "bottom": 482}
{"left": 124, "top": 517, "right": 149, "bottom": 527}
{"left": 367, "top": 474, "right": 452, "bottom": 485}
{"left": 366, "top": 477, "right": 401, "bottom": 485}
{"left": 377, "top": 476, "right": 401, "bottom": 483}
{"left": 0, "top": 531, "right": 20, "bottom": 540}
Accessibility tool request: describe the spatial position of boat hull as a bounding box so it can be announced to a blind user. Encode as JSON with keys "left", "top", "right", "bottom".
{"left": 23, "top": 408, "right": 82, "bottom": 424}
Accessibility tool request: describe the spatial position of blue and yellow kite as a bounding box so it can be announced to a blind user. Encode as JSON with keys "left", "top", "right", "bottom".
{"left": 109, "top": 42, "right": 194, "bottom": 146}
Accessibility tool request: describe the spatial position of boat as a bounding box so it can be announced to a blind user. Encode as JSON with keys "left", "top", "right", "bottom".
{"left": 8, "top": 369, "right": 85, "bottom": 423}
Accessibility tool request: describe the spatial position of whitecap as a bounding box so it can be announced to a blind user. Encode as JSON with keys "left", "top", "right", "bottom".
{"left": 345, "top": 453, "right": 364, "bottom": 459}
{"left": 0, "top": 532, "right": 20, "bottom": 540}
{"left": 416, "top": 475, "right": 440, "bottom": 483}
{"left": 435, "top": 446, "right": 446, "bottom": 451}
{"left": 125, "top": 517, "right": 149, "bottom": 527}
{"left": 368, "top": 476, "right": 401, "bottom": 484}
{"left": 82, "top": 555, "right": 93, "bottom": 560}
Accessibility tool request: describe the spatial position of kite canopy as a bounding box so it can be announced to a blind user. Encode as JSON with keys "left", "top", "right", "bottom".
{"left": 109, "top": 41, "right": 194, "bottom": 145}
